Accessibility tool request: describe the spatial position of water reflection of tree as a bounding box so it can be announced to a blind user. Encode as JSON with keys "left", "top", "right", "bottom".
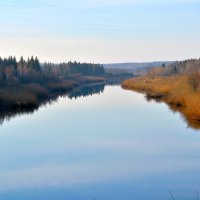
{"left": 0, "top": 92, "right": 62, "bottom": 125}
{"left": 68, "top": 83, "right": 105, "bottom": 99}
{"left": 106, "top": 76, "right": 133, "bottom": 86}
{"left": 0, "top": 83, "right": 106, "bottom": 125}
{"left": 0, "top": 106, "right": 37, "bottom": 125}
{"left": 0, "top": 81, "right": 130, "bottom": 126}
{"left": 146, "top": 95, "right": 200, "bottom": 130}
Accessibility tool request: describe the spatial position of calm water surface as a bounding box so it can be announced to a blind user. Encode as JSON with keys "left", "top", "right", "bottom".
{"left": 0, "top": 85, "right": 200, "bottom": 200}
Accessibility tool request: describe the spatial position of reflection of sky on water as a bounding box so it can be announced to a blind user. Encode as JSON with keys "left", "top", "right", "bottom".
{"left": 0, "top": 86, "right": 200, "bottom": 200}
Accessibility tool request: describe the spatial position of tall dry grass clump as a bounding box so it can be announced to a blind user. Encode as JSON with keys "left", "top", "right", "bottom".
{"left": 0, "top": 90, "right": 39, "bottom": 108}
{"left": 187, "top": 71, "right": 200, "bottom": 91}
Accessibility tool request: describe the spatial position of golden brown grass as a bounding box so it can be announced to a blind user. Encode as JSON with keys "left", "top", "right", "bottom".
{"left": 122, "top": 75, "right": 200, "bottom": 129}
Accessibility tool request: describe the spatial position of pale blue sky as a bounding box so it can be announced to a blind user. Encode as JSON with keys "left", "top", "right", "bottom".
{"left": 0, "top": 0, "right": 200, "bottom": 63}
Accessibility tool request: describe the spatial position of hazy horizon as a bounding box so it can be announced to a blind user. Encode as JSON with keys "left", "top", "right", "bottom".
{"left": 0, "top": 0, "right": 199, "bottom": 63}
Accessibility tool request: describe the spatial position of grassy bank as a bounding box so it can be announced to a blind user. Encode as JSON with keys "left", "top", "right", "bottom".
{"left": 122, "top": 75, "right": 200, "bottom": 129}
{"left": 0, "top": 75, "right": 105, "bottom": 115}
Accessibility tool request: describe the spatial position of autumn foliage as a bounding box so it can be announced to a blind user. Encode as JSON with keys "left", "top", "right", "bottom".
{"left": 122, "top": 59, "right": 200, "bottom": 129}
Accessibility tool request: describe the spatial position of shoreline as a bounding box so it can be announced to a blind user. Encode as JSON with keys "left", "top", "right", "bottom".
{"left": 122, "top": 75, "right": 200, "bottom": 130}
{"left": 0, "top": 76, "right": 105, "bottom": 124}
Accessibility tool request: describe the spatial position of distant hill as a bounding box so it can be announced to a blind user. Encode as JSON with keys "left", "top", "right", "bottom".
{"left": 104, "top": 61, "right": 174, "bottom": 69}
{"left": 103, "top": 61, "right": 174, "bottom": 75}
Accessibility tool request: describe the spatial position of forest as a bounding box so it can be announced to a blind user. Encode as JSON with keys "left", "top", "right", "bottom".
{"left": 0, "top": 56, "right": 105, "bottom": 113}
{"left": 0, "top": 56, "right": 105, "bottom": 83}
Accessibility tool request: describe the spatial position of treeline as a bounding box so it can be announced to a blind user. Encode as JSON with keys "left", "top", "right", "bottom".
{"left": 43, "top": 61, "right": 105, "bottom": 78}
{"left": 0, "top": 56, "right": 105, "bottom": 84}
{"left": 0, "top": 56, "right": 41, "bottom": 83}
{"left": 147, "top": 58, "right": 200, "bottom": 77}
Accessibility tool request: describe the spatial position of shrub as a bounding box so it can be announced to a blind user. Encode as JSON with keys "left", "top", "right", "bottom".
{"left": 187, "top": 71, "right": 200, "bottom": 91}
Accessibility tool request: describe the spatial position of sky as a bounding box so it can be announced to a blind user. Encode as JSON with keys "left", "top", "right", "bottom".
{"left": 0, "top": 0, "right": 199, "bottom": 63}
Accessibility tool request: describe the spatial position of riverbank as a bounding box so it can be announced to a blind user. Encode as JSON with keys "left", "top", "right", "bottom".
{"left": 0, "top": 75, "right": 105, "bottom": 121}
{"left": 122, "top": 75, "right": 200, "bottom": 129}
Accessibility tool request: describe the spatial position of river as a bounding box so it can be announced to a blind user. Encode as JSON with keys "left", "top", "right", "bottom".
{"left": 0, "top": 84, "right": 200, "bottom": 200}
